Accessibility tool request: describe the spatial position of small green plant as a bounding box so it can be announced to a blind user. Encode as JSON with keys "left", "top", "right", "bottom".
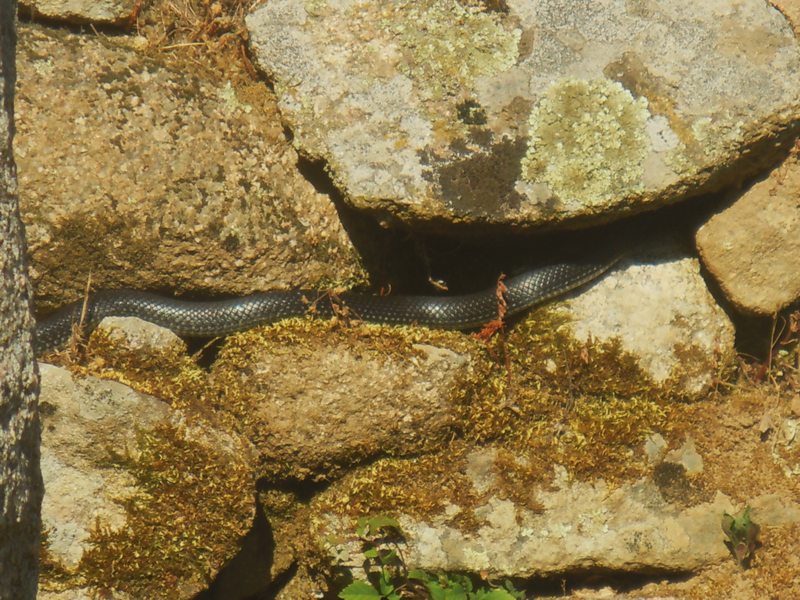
{"left": 721, "top": 506, "right": 760, "bottom": 568}
{"left": 337, "top": 516, "right": 524, "bottom": 600}
{"left": 338, "top": 516, "right": 405, "bottom": 600}
{"left": 408, "top": 570, "right": 524, "bottom": 600}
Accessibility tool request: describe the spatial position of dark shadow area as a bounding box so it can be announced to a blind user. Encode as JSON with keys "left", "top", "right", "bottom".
{"left": 92, "top": 183, "right": 742, "bottom": 361}
{"left": 254, "top": 475, "right": 328, "bottom": 505}
{"left": 320, "top": 566, "right": 696, "bottom": 600}
{"left": 512, "top": 567, "right": 696, "bottom": 598}
{"left": 193, "top": 499, "right": 275, "bottom": 600}
{"left": 296, "top": 155, "right": 425, "bottom": 290}
{"left": 299, "top": 154, "right": 698, "bottom": 292}
{"left": 247, "top": 561, "right": 298, "bottom": 600}
{"left": 186, "top": 336, "right": 227, "bottom": 370}
{"left": 296, "top": 151, "right": 741, "bottom": 302}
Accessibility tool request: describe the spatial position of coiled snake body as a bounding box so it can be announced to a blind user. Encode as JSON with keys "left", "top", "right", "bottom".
{"left": 35, "top": 256, "right": 620, "bottom": 355}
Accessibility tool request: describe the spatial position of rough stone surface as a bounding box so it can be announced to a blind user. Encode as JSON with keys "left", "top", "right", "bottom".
{"left": 247, "top": 0, "right": 800, "bottom": 230}
{"left": 37, "top": 363, "right": 255, "bottom": 599}
{"left": 555, "top": 245, "right": 735, "bottom": 396}
{"left": 265, "top": 378, "right": 800, "bottom": 597}
{"left": 696, "top": 151, "right": 800, "bottom": 315}
{"left": 38, "top": 365, "right": 169, "bottom": 570}
{"left": 772, "top": 0, "right": 800, "bottom": 35}
{"left": 99, "top": 316, "right": 188, "bottom": 355}
{"left": 211, "top": 325, "right": 473, "bottom": 481}
{"left": 0, "top": 2, "right": 42, "bottom": 595}
{"left": 315, "top": 447, "right": 800, "bottom": 577}
{"left": 20, "top": 0, "right": 137, "bottom": 25}
{"left": 15, "top": 24, "right": 364, "bottom": 312}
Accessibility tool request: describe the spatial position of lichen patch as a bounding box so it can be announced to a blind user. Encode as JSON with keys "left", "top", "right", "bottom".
{"left": 376, "top": 0, "right": 521, "bottom": 100}
{"left": 521, "top": 78, "right": 650, "bottom": 208}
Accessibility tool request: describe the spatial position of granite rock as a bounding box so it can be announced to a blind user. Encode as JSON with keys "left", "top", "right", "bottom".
{"left": 15, "top": 24, "right": 363, "bottom": 311}
{"left": 247, "top": 0, "right": 800, "bottom": 231}
{"left": 696, "top": 151, "right": 800, "bottom": 315}
{"left": 20, "top": 0, "right": 138, "bottom": 26}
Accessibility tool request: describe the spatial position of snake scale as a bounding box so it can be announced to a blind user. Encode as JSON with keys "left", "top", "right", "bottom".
{"left": 35, "top": 255, "right": 621, "bottom": 355}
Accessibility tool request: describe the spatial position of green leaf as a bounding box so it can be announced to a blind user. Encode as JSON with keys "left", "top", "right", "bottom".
{"left": 408, "top": 569, "right": 434, "bottom": 582}
{"left": 446, "top": 574, "right": 473, "bottom": 593}
{"left": 356, "top": 516, "right": 370, "bottom": 538}
{"left": 356, "top": 515, "right": 401, "bottom": 538}
{"left": 338, "top": 580, "right": 382, "bottom": 600}
{"left": 446, "top": 588, "right": 469, "bottom": 600}
{"left": 425, "top": 582, "right": 447, "bottom": 600}
{"left": 378, "top": 573, "right": 395, "bottom": 596}
{"left": 503, "top": 580, "right": 526, "bottom": 599}
{"left": 363, "top": 547, "right": 379, "bottom": 560}
{"left": 426, "top": 581, "right": 468, "bottom": 600}
{"left": 368, "top": 515, "right": 401, "bottom": 534}
{"left": 721, "top": 506, "right": 760, "bottom": 567}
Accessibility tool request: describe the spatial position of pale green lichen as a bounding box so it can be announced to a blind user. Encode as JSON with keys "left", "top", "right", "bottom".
{"left": 521, "top": 78, "right": 650, "bottom": 206}
{"left": 217, "top": 81, "right": 252, "bottom": 115}
{"left": 304, "top": 0, "right": 327, "bottom": 17}
{"left": 376, "top": 0, "right": 520, "bottom": 99}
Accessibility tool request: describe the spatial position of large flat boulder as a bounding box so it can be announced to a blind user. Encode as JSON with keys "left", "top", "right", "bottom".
{"left": 247, "top": 0, "right": 800, "bottom": 230}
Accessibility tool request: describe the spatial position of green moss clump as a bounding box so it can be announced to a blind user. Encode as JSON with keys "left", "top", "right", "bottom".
{"left": 458, "top": 307, "right": 685, "bottom": 480}
{"left": 78, "top": 422, "right": 254, "bottom": 599}
{"left": 313, "top": 443, "right": 485, "bottom": 529}
{"left": 80, "top": 329, "right": 205, "bottom": 404}
{"left": 288, "top": 306, "right": 691, "bottom": 539}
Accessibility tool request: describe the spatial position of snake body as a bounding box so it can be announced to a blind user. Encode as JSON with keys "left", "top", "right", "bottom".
{"left": 35, "top": 256, "right": 620, "bottom": 354}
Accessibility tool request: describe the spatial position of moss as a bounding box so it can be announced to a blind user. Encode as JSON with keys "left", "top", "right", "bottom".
{"left": 458, "top": 306, "right": 685, "bottom": 480}
{"left": 491, "top": 448, "right": 546, "bottom": 514}
{"left": 46, "top": 333, "right": 254, "bottom": 596}
{"left": 77, "top": 422, "right": 254, "bottom": 599}
{"left": 308, "top": 306, "right": 694, "bottom": 539}
{"left": 73, "top": 297, "right": 691, "bottom": 493}
{"left": 39, "top": 527, "right": 75, "bottom": 588}
{"left": 58, "top": 297, "right": 699, "bottom": 577}
{"left": 64, "top": 327, "right": 217, "bottom": 419}
{"left": 521, "top": 78, "right": 650, "bottom": 207}
{"left": 311, "top": 441, "right": 487, "bottom": 534}
{"left": 305, "top": 304, "right": 694, "bottom": 548}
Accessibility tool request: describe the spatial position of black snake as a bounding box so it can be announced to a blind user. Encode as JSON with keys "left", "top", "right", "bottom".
{"left": 35, "top": 255, "right": 620, "bottom": 355}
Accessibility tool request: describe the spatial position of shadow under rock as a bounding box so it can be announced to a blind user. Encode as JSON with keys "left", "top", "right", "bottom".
{"left": 193, "top": 500, "right": 275, "bottom": 600}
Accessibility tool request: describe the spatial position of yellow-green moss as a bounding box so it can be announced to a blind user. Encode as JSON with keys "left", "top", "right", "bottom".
{"left": 54, "top": 301, "right": 702, "bottom": 580}
{"left": 70, "top": 303, "right": 691, "bottom": 491}
{"left": 307, "top": 306, "right": 694, "bottom": 542}
{"left": 39, "top": 527, "right": 74, "bottom": 589}
{"left": 313, "top": 443, "right": 483, "bottom": 526}
{"left": 77, "top": 422, "right": 253, "bottom": 599}
{"left": 521, "top": 78, "right": 649, "bottom": 206}
{"left": 458, "top": 306, "right": 684, "bottom": 478}
{"left": 46, "top": 331, "right": 256, "bottom": 597}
